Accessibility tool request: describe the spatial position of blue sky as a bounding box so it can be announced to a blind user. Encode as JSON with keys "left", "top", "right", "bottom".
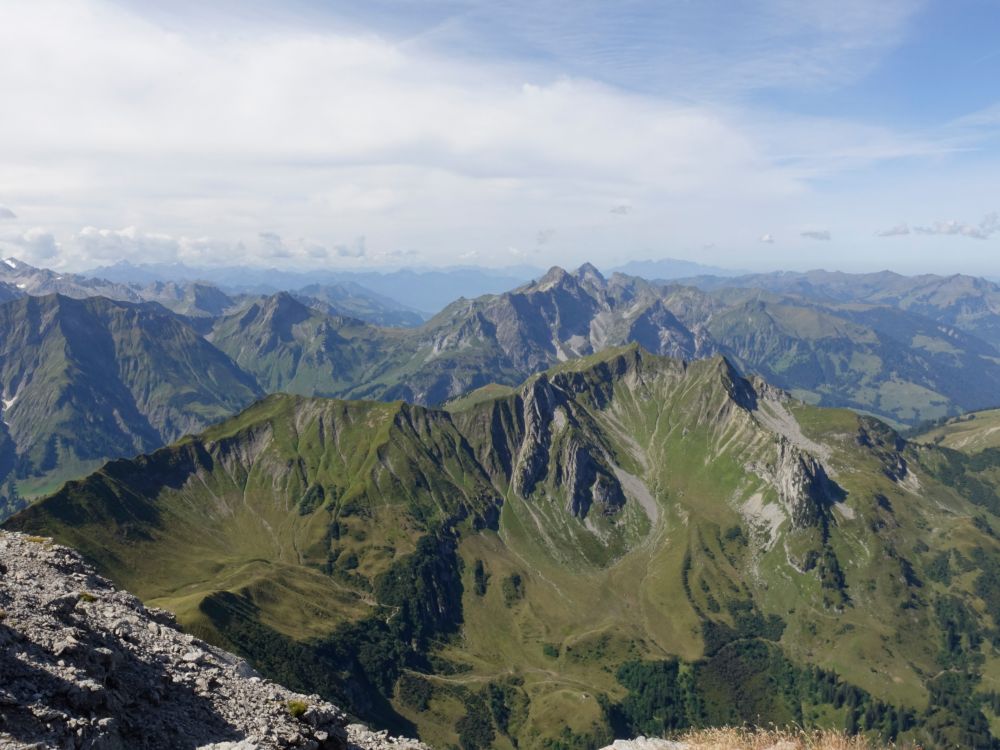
{"left": 0, "top": 0, "right": 998, "bottom": 274}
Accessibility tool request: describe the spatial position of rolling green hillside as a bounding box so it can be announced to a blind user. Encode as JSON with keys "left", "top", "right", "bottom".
{"left": 683, "top": 270, "right": 1000, "bottom": 351}
{"left": 0, "top": 294, "right": 261, "bottom": 502}
{"left": 9, "top": 346, "right": 1000, "bottom": 748}
{"left": 915, "top": 409, "right": 1000, "bottom": 454}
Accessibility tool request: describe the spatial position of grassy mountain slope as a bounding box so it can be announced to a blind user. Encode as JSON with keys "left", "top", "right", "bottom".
{"left": 208, "top": 293, "right": 413, "bottom": 398}
{"left": 684, "top": 270, "right": 1000, "bottom": 351}
{"left": 694, "top": 295, "right": 1000, "bottom": 426}
{"left": 0, "top": 294, "right": 261, "bottom": 501}
{"left": 9, "top": 346, "right": 1000, "bottom": 748}
{"left": 296, "top": 282, "right": 426, "bottom": 327}
{"left": 915, "top": 409, "right": 1000, "bottom": 454}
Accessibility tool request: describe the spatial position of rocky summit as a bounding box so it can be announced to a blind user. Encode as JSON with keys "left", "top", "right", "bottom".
{"left": 0, "top": 530, "right": 426, "bottom": 750}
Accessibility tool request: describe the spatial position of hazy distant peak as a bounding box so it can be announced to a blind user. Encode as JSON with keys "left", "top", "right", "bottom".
{"left": 574, "top": 262, "right": 606, "bottom": 286}
{"left": 535, "top": 265, "right": 572, "bottom": 289}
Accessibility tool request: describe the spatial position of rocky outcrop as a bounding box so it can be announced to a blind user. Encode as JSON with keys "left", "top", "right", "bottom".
{"left": 512, "top": 376, "right": 560, "bottom": 497}
{"left": 508, "top": 373, "right": 628, "bottom": 520}
{"left": 559, "top": 439, "right": 625, "bottom": 518}
{"left": 0, "top": 531, "right": 426, "bottom": 750}
{"left": 747, "top": 440, "right": 844, "bottom": 530}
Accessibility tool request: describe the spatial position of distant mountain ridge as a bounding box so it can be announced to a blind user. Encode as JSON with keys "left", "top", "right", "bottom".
{"left": 0, "top": 294, "right": 261, "bottom": 500}
{"left": 610, "top": 257, "right": 745, "bottom": 279}
{"left": 7, "top": 259, "right": 1000, "bottom": 517}
{"left": 682, "top": 269, "right": 1000, "bottom": 350}
{"left": 86, "top": 259, "right": 541, "bottom": 316}
{"left": 0, "top": 256, "right": 424, "bottom": 326}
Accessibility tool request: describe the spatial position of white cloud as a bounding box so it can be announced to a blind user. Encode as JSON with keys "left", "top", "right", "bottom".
{"left": 78, "top": 226, "right": 186, "bottom": 263}
{"left": 800, "top": 230, "right": 831, "bottom": 241}
{"left": 258, "top": 232, "right": 291, "bottom": 259}
{"left": 0, "top": 0, "right": 949, "bottom": 270}
{"left": 0, "top": 206, "right": 16, "bottom": 220}
{"left": 0, "top": 227, "right": 60, "bottom": 262}
{"left": 333, "top": 237, "right": 368, "bottom": 259}
{"left": 876, "top": 223, "right": 910, "bottom": 237}
{"left": 759, "top": 233, "right": 775, "bottom": 244}
{"left": 912, "top": 213, "right": 999, "bottom": 240}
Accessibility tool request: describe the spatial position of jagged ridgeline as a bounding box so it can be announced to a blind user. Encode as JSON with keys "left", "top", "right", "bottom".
{"left": 7, "top": 345, "right": 1000, "bottom": 749}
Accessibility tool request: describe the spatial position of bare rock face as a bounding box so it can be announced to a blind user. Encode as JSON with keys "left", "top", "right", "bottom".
{"left": 748, "top": 440, "right": 843, "bottom": 531}
{"left": 510, "top": 374, "right": 628, "bottom": 520}
{"left": 559, "top": 439, "right": 625, "bottom": 519}
{"left": 0, "top": 531, "right": 427, "bottom": 750}
{"left": 512, "top": 375, "right": 559, "bottom": 497}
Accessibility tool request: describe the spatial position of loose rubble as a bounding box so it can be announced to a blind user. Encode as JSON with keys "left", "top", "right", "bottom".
{"left": 601, "top": 739, "right": 686, "bottom": 750}
{"left": 0, "top": 531, "right": 427, "bottom": 750}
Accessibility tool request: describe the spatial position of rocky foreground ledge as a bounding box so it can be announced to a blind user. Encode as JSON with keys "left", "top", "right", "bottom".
{"left": 0, "top": 531, "right": 427, "bottom": 750}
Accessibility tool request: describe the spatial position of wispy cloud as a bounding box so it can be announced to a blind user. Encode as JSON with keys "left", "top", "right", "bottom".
{"left": 913, "top": 212, "right": 999, "bottom": 240}
{"left": 876, "top": 223, "right": 910, "bottom": 237}
{"left": 759, "top": 233, "right": 775, "bottom": 244}
{"left": 397, "top": 0, "right": 924, "bottom": 97}
{"left": 333, "top": 237, "right": 368, "bottom": 259}
{"left": 6, "top": 0, "right": 1000, "bottom": 278}
{"left": 0, "top": 0, "right": 955, "bottom": 271}
{"left": 800, "top": 230, "right": 831, "bottom": 241}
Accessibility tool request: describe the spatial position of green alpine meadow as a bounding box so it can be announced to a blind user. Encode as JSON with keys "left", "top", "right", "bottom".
{"left": 9, "top": 345, "right": 1000, "bottom": 748}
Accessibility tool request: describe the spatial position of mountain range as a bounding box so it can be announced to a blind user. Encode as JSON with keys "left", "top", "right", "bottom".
{"left": 8, "top": 345, "right": 1000, "bottom": 748}
{"left": 86, "top": 259, "right": 542, "bottom": 316}
{"left": 208, "top": 263, "right": 1000, "bottom": 425}
{"left": 0, "top": 294, "right": 261, "bottom": 503}
{"left": 9, "top": 260, "right": 1000, "bottom": 519}
{"left": 683, "top": 269, "right": 1000, "bottom": 352}
{"left": 0, "top": 256, "right": 424, "bottom": 326}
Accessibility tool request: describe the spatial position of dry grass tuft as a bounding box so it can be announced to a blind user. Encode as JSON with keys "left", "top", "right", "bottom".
{"left": 674, "top": 727, "right": 914, "bottom": 749}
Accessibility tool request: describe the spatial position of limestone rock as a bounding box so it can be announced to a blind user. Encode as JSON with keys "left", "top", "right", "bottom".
{"left": 0, "top": 531, "right": 427, "bottom": 750}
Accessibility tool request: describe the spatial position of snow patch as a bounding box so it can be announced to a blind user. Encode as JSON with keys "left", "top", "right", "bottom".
{"left": 16, "top": 283, "right": 26, "bottom": 289}
{"left": 3, "top": 257, "right": 16, "bottom": 269}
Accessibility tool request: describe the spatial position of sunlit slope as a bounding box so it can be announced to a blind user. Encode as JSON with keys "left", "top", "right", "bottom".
{"left": 9, "top": 345, "right": 1000, "bottom": 748}
{"left": 0, "top": 293, "right": 261, "bottom": 503}
{"left": 915, "top": 409, "right": 1000, "bottom": 454}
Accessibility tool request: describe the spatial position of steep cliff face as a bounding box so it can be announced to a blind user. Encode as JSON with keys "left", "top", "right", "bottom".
{"left": 747, "top": 440, "right": 842, "bottom": 531}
